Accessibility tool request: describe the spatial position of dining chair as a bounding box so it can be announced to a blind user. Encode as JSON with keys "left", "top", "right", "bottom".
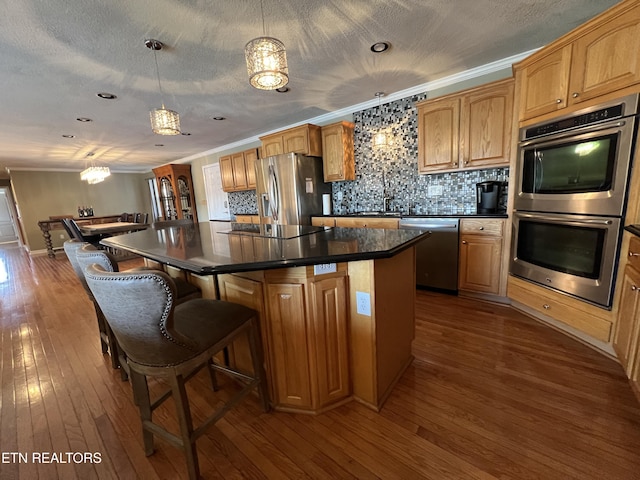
{"left": 62, "top": 218, "right": 103, "bottom": 247}
{"left": 83, "top": 264, "right": 270, "bottom": 480}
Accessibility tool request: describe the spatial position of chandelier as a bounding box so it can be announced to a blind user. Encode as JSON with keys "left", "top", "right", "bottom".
{"left": 245, "top": 0, "right": 289, "bottom": 90}
{"left": 146, "top": 39, "right": 181, "bottom": 135}
{"left": 80, "top": 166, "right": 111, "bottom": 185}
{"left": 372, "top": 92, "right": 389, "bottom": 149}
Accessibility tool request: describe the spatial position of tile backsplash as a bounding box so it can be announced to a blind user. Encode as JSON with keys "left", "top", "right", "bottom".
{"left": 229, "top": 92, "right": 509, "bottom": 216}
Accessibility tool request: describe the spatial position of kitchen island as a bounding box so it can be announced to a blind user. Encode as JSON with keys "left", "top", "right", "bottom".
{"left": 101, "top": 221, "right": 429, "bottom": 414}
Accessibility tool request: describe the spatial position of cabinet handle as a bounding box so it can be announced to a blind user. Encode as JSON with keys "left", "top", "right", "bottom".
{"left": 629, "top": 252, "right": 640, "bottom": 257}
{"left": 556, "top": 99, "right": 562, "bottom": 104}
{"left": 479, "top": 226, "right": 484, "bottom": 230}
{"left": 572, "top": 92, "right": 579, "bottom": 98}
{"left": 464, "top": 160, "right": 469, "bottom": 165}
{"left": 462, "top": 240, "right": 467, "bottom": 244}
{"left": 632, "top": 285, "right": 638, "bottom": 291}
{"left": 543, "top": 304, "right": 550, "bottom": 310}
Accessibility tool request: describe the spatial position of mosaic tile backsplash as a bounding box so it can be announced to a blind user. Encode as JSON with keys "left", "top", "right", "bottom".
{"left": 229, "top": 92, "right": 509, "bottom": 216}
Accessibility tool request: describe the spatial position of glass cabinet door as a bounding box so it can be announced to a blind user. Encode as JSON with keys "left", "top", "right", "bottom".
{"left": 159, "top": 177, "right": 177, "bottom": 220}
{"left": 177, "top": 176, "right": 193, "bottom": 219}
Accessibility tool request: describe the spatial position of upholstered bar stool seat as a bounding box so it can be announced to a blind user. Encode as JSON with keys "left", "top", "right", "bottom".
{"left": 70, "top": 242, "right": 201, "bottom": 376}
{"left": 84, "top": 265, "right": 270, "bottom": 480}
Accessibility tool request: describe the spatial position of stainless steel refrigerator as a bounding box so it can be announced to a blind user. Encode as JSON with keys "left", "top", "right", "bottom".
{"left": 255, "top": 153, "right": 331, "bottom": 225}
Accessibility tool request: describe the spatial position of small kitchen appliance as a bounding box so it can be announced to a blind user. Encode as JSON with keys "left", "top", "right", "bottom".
{"left": 476, "top": 181, "right": 504, "bottom": 214}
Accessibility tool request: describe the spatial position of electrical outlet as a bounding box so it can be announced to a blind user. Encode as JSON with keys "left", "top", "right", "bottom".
{"left": 59, "top": 234, "right": 65, "bottom": 239}
{"left": 336, "top": 191, "right": 343, "bottom": 201}
{"left": 356, "top": 291, "right": 371, "bottom": 316}
{"left": 428, "top": 185, "right": 443, "bottom": 196}
{"left": 313, "top": 263, "right": 336, "bottom": 275}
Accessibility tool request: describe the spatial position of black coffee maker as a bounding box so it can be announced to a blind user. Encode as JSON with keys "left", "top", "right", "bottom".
{"left": 476, "top": 181, "right": 505, "bottom": 214}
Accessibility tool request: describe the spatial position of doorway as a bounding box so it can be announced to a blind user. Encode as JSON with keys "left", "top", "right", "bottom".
{"left": 0, "top": 187, "right": 19, "bottom": 244}
{"left": 202, "top": 164, "right": 231, "bottom": 220}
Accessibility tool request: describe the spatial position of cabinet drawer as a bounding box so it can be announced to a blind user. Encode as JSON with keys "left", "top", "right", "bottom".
{"left": 628, "top": 236, "right": 640, "bottom": 271}
{"left": 508, "top": 276, "right": 612, "bottom": 342}
{"left": 312, "top": 217, "right": 336, "bottom": 227}
{"left": 460, "top": 218, "right": 504, "bottom": 236}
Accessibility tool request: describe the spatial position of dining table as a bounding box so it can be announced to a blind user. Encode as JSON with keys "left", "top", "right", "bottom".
{"left": 79, "top": 221, "right": 149, "bottom": 236}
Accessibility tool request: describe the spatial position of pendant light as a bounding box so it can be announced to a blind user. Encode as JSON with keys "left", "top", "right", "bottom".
{"left": 372, "top": 92, "right": 389, "bottom": 149}
{"left": 80, "top": 153, "right": 110, "bottom": 184}
{"left": 245, "top": 0, "right": 289, "bottom": 90}
{"left": 146, "top": 39, "right": 181, "bottom": 135}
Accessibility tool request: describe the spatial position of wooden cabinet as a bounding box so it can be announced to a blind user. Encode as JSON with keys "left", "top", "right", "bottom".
{"left": 334, "top": 217, "right": 399, "bottom": 229}
{"left": 416, "top": 78, "right": 514, "bottom": 173}
{"left": 311, "top": 217, "right": 336, "bottom": 227}
{"left": 321, "top": 121, "right": 355, "bottom": 181}
{"left": 219, "top": 148, "right": 259, "bottom": 192}
{"left": 152, "top": 164, "right": 197, "bottom": 222}
{"left": 260, "top": 124, "right": 322, "bottom": 158}
{"left": 614, "top": 236, "right": 640, "bottom": 376}
{"left": 264, "top": 267, "right": 349, "bottom": 412}
{"left": 516, "top": 1, "right": 640, "bottom": 121}
{"left": 458, "top": 218, "right": 504, "bottom": 295}
{"left": 234, "top": 214, "right": 260, "bottom": 224}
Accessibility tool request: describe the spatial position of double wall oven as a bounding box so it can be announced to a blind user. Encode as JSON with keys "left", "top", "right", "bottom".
{"left": 511, "top": 94, "right": 640, "bottom": 308}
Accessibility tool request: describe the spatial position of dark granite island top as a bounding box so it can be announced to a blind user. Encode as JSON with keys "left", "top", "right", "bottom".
{"left": 100, "top": 221, "right": 430, "bottom": 275}
{"left": 101, "top": 221, "right": 426, "bottom": 415}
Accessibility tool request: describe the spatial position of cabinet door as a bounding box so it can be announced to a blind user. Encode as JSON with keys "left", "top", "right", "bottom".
{"left": 335, "top": 217, "right": 398, "bottom": 229}
{"left": 262, "top": 136, "right": 284, "bottom": 157}
{"left": 219, "top": 155, "right": 236, "bottom": 192}
{"left": 417, "top": 98, "right": 460, "bottom": 173}
{"left": 518, "top": 45, "right": 572, "bottom": 121}
{"left": 308, "top": 276, "right": 350, "bottom": 407}
{"left": 282, "top": 127, "right": 310, "bottom": 154}
{"left": 322, "top": 122, "right": 355, "bottom": 181}
{"left": 568, "top": 5, "right": 640, "bottom": 105}
{"left": 231, "top": 152, "right": 248, "bottom": 190}
{"left": 461, "top": 80, "right": 514, "bottom": 169}
{"left": 267, "top": 283, "right": 313, "bottom": 408}
{"left": 244, "top": 148, "right": 258, "bottom": 189}
{"left": 218, "top": 275, "right": 269, "bottom": 377}
{"left": 614, "top": 265, "right": 640, "bottom": 375}
{"left": 459, "top": 234, "right": 502, "bottom": 294}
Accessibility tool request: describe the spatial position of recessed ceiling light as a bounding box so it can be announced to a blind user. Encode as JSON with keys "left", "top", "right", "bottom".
{"left": 212, "top": 116, "right": 226, "bottom": 121}
{"left": 96, "top": 92, "right": 117, "bottom": 100}
{"left": 276, "top": 86, "right": 290, "bottom": 93}
{"left": 77, "top": 117, "right": 92, "bottom": 122}
{"left": 61, "top": 134, "right": 75, "bottom": 138}
{"left": 370, "top": 42, "right": 390, "bottom": 53}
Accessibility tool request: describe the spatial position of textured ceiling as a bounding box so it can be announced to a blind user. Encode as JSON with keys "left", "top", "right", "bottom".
{"left": 0, "top": 0, "right": 620, "bottom": 175}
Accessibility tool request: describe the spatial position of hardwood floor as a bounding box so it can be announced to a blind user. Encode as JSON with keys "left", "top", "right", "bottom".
{"left": 2, "top": 242, "right": 640, "bottom": 479}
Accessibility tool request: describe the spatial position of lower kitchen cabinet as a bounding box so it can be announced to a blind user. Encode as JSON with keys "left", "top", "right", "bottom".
{"left": 265, "top": 268, "right": 350, "bottom": 412}
{"left": 614, "top": 264, "right": 640, "bottom": 375}
{"left": 458, "top": 218, "right": 504, "bottom": 295}
{"left": 217, "top": 274, "right": 272, "bottom": 384}
{"left": 614, "top": 236, "right": 640, "bottom": 379}
{"left": 334, "top": 217, "right": 399, "bottom": 229}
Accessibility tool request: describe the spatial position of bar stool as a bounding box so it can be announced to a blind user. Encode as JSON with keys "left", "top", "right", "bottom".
{"left": 63, "top": 240, "right": 118, "bottom": 368}
{"left": 71, "top": 243, "right": 202, "bottom": 376}
{"left": 83, "top": 264, "right": 270, "bottom": 480}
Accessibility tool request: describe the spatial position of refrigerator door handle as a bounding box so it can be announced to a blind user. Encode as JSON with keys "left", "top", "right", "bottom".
{"left": 268, "top": 165, "right": 279, "bottom": 221}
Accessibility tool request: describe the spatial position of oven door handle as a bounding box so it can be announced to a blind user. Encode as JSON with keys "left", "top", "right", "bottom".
{"left": 520, "top": 120, "right": 627, "bottom": 146}
{"left": 517, "top": 212, "right": 613, "bottom": 227}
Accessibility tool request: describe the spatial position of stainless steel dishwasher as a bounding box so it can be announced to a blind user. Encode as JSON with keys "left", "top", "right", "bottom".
{"left": 399, "top": 217, "right": 459, "bottom": 292}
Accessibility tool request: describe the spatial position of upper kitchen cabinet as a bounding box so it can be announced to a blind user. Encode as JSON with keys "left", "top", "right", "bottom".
{"left": 321, "top": 121, "right": 355, "bottom": 182}
{"left": 260, "top": 124, "right": 322, "bottom": 158}
{"left": 416, "top": 78, "right": 514, "bottom": 174}
{"left": 516, "top": 0, "right": 640, "bottom": 122}
{"left": 152, "top": 164, "right": 198, "bottom": 222}
{"left": 220, "top": 148, "right": 259, "bottom": 193}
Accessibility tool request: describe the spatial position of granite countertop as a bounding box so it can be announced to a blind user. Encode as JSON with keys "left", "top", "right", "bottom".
{"left": 101, "top": 221, "right": 429, "bottom": 275}
{"left": 236, "top": 212, "right": 509, "bottom": 219}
